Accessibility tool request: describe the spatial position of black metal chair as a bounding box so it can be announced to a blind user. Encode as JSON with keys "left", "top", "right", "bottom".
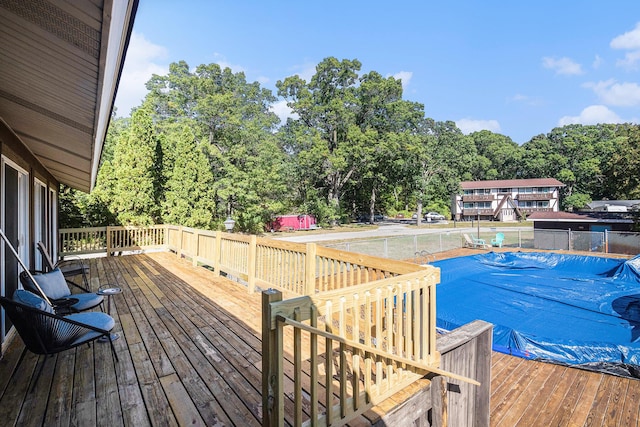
{"left": 19, "top": 268, "right": 103, "bottom": 314}
{"left": 37, "top": 241, "right": 89, "bottom": 289}
{"left": 0, "top": 291, "right": 118, "bottom": 389}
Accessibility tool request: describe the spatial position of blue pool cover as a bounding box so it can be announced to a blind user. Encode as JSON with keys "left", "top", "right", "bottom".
{"left": 433, "top": 252, "right": 640, "bottom": 374}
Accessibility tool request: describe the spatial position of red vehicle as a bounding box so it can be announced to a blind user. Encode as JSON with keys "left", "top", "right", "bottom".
{"left": 268, "top": 214, "right": 317, "bottom": 232}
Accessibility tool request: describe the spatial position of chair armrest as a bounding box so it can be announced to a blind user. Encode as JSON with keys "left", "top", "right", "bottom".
{"left": 51, "top": 297, "right": 81, "bottom": 315}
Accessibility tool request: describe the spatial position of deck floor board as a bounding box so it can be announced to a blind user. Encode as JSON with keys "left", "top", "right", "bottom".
{"left": 1, "top": 252, "right": 639, "bottom": 426}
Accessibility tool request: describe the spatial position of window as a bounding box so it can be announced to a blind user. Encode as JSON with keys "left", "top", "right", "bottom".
{"left": 499, "top": 188, "right": 510, "bottom": 193}
{"left": 34, "top": 180, "right": 47, "bottom": 270}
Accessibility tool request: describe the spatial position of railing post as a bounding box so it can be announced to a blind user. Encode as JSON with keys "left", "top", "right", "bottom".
{"left": 213, "top": 230, "right": 222, "bottom": 277}
{"left": 106, "top": 226, "right": 113, "bottom": 257}
{"left": 304, "top": 243, "right": 317, "bottom": 295}
{"left": 248, "top": 235, "right": 257, "bottom": 293}
{"left": 193, "top": 228, "right": 200, "bottom": 267}
{"left": 262, "top": 289, "right": 283, "bottom": 427}
{"left": 176, "top": 226, "right": 183, "bottom": 259}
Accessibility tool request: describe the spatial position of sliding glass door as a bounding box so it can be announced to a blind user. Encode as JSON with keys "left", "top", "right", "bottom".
{"left": 1, "top": 157, "right": 29, "bottom": 343}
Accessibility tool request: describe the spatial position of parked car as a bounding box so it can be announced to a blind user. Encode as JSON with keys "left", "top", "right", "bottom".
{"left": 424, "top": 212, "right": 445, "bottom": 221}
{"left": 357, "top": 212, "right": 385, "bottom": 223}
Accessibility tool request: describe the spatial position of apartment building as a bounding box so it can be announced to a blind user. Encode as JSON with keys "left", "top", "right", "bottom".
{"left": 452, "top": 178, "right": 565, "bottom": 221}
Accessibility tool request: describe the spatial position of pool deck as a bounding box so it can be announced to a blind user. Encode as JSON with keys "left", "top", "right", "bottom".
{"left": 0, "top": 249, "right": 638, "bottom": 425}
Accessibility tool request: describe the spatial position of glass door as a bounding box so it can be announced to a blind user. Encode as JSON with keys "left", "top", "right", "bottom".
{"left": 1, "top": 157, "right": 29, "bottom": 343}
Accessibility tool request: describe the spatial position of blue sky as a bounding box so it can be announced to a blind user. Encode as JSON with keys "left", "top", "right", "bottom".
{"left": 115, "top": 1, "right": 640, "bottom": 144}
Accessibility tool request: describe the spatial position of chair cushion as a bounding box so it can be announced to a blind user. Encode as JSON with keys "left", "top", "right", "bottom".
{"left": 33, "top": 268, "right": 71, "bottom": 300}
{"left": 66, "top": 312, "right": 115, "bottom": 344}
{"left": 70, "top": 293, "right": 104, "bottom": 312}
{"left": 13, "top": 289, "right": 54, "bottom": 314}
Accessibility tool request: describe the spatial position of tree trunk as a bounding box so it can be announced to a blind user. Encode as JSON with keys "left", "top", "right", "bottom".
{"left": 369, "top": 186, "right": 376, "bottom": 223}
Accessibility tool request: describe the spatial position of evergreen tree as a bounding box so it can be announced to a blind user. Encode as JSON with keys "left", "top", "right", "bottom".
{"left": 163, "top": 125, "right": 216, "bottom": 228}
{"left": 109, "top": 105, "right": 161, "bottom": 225}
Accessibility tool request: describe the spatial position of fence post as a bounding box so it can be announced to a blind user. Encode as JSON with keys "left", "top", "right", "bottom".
{"left": 213, "top": 230, "right": 222, "bottom": 277}
{"left": 305, "top": 243, "right": 317, "bottom": 295}
{"left": 383, "top": 238, "right": 388, "bottom": 258}
{"left": 604, "top": 229, "right": 609, "bottom": 253}
{"left": 414, "top": 235, "right": 418, "bottom": 254}
{"left": 262, "top": 289, "right": 283, "bottom": 427}
{"left": 518, "top": 229, "right": 521, "bottom": 248}
{"left": 568, "top": 229, "right": 572, "bottom": 251}
{"left": 106, "top": 226, "right": 113, "bottom": 257}
{"left": 248, "top": 235, "right": 257, "bottom": 293}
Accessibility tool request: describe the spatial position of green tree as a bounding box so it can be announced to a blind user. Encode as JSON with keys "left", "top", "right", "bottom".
{"left": 468, "top": 130, "right": 521, "bottom": 179}
{"left": 402, "top": 120, "right": 476, "bottom": 223}
{"left": 108, "top": 105, "right": 162, "bottom": 225}
{"left": 277, "top": 57, "right": 364, "bottom": 224}
{"left": 162, "top": 125, "right": 216, "bottom": 228}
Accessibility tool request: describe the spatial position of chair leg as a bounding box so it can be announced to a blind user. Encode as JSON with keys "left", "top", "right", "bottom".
{"left": 108, "top": 334, "right": 119, "bottom": 362}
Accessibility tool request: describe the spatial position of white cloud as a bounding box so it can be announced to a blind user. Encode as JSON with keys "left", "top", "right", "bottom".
{"left": 583, "top": 80, "right": 640, "bottom": 107}
{"left": 611, "top": 22, "right": 640, "bottom": 50}
{"left": 542, "top": 56, "right": 584, "bottom": 75}
{"left": 211, "top": 52, "right": 247, "bottom": 74}
{"left": 558, "top": 105, "right": 622, "bottom": 126}
{"left": 115, "top": 32, "right": 168, "bottom": 116}
{"left": 509, "top": 93, "right": 543, "bottom": 107}
{"left": 611, "top": 22, "right": 640, "bottom": 70}
{"left": 616, "top": 50, "right": 640, "bottom": 70}
{"left": 455, "top": 118, "right": 501, "bottom": 134}
{"left": 270, "top": 100, "right": 298, "bottom": 124}
{"left": 392, "top": 71, "right": 413, "bottom": 91}
{"left": 298, "top": 64, "right": 317, "bottom": 82}
{"left": 592, "top": 54, "right": 603, "bottom": 69}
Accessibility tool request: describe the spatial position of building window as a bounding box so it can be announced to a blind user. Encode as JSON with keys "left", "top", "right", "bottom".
{"left": 499, "top": 188, "right": 510, "bottom": 193}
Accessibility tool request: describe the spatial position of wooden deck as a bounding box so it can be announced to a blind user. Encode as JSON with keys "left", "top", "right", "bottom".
{"left": 0, "top": 252, "right": 639, "bottom": 426}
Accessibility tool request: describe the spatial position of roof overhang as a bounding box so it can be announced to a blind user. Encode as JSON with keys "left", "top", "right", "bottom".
{"left": 0, "top": 0, "right": 138, "bottom": 192}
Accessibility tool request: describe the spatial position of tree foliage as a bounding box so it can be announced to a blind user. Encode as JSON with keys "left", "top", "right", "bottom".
{"left": 59, "top": 57, "right": 640, "bottom": 231}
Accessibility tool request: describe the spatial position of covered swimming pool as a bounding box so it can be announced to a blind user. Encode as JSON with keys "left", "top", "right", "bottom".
{"left": 433, "top": 251, "right": 640, "bottom": 376}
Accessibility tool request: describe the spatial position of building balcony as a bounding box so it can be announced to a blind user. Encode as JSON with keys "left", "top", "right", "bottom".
{"left": 463, "top": 209, "right": 495, "bottom": 216}
{"left": 517, "top": 193, "right": 553, "bottom": 201}
{"left": 520, "top": 207, "right": 553, "bottom": 214}
{"left": 462, "top": 194, "right": 494, "bottom": 202}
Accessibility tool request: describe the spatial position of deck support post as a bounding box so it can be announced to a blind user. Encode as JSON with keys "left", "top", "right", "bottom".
{"left": 106, "top": 226, "right": 113, "bottom": 256}
{"left": 262, "top": 289, "right": 283, "bottom": 427}
{"left": 213, "top": 231, "right": 222, "bottom": 276}
{"left": 304, "top": 243, "right": 316, "bottom": 295}
{"left": 430, "top": 375, "right": 448, "bottom": 427}
{"left": 248, "top": 235, "right": 257, "bottom": 292}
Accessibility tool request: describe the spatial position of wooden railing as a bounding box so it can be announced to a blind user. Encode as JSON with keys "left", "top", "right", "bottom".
{"left": 263, "top": 272, "right": 478, "bottom": 426}
{"left": 60, "top": 225, "right": 482, "bottom": 425}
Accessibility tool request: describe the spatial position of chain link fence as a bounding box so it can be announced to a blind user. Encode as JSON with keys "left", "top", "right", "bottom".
{"left": 325, "top": 228, "right": 640, "bottom": 261}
